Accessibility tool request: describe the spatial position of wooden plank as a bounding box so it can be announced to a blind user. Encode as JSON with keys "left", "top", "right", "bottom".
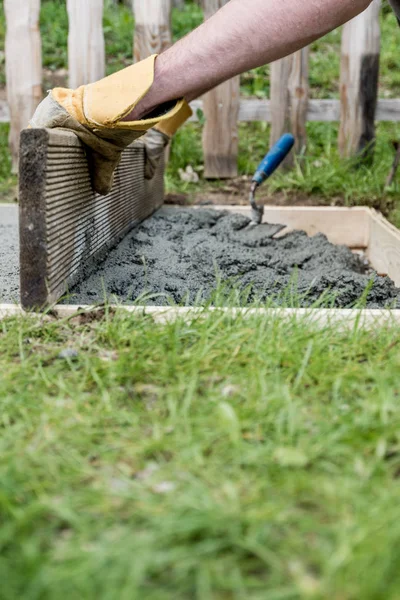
{"left": 4, "top": 0, "right": 42, "bottom": 173}
{"left": 339, "top": 0, "right": 381, "bottom": 158}
{"left": 47, "top": 307, "right": 400, "bottom": 328}
{"left": 191, "top": 99, "right": 400, "bottom": 123}
{"left": 19, "top": 129, "right": 164, "bottom": 310}
{"left": 2, "top": 304, "right": 400, "bottom": 329}
{"left": 376, "top": 98, "right": 400, "bottom": 121}
{"left": 270, "top": 48, "right": 309, "bottom": 163}
{"left": 210, "top": 205, "right": 370, "bottom": 249}
{"left": 367, "top": 209, "right": 400, "bottom": 286}
{"left": 133, "top": 0, "right": 172, "bottom": 61}
{"left": 306, "top": 100, "right": 340, "bottom": 122}
{"left": 202, "top": 0, "right": 239, "bottom": 179}
{"left": 67, "top": 0, "right": 105, "bottom": 88}
{"left": 1, "top": 97, "right": 400, "bottom": 128}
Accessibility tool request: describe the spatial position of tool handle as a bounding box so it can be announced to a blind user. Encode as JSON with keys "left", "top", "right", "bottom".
{"left": 252, "top": 134, "right": 295, "bottom": 186}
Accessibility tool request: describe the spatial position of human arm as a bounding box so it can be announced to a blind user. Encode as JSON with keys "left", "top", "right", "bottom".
{"left": 31, "top": 0, "right": 378, "bottom": 194}
{"left": 128, "top": 0, "right": 374, "bottom": 120}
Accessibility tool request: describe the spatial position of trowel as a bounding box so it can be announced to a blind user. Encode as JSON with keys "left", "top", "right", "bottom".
{"left": 249, "top": 133, "right": 295, "bottom": 225}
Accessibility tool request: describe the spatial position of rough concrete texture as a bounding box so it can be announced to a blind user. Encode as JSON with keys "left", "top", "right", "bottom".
{"left": 67, "top": 207, "right": 400, "bottom": 308}
{"left": 0, "top": 205, "right": 19, "bottom": 303}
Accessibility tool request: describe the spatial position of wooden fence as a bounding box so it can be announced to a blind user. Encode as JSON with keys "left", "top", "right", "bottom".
{"left": 3, "top": 0, "right": 399, "bottom": 177}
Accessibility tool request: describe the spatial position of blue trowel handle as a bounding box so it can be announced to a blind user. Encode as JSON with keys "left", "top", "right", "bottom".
{"left": 252, "top": 134, "right": 295, "bottom": 186}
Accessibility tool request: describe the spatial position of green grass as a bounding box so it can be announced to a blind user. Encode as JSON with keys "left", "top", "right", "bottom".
{"left": 2, "top": 309, "right": 400, "bottom": 599}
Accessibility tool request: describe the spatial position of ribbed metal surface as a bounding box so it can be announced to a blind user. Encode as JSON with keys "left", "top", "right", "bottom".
{"left": 19, "top": 129, "right": 164, "bottom": 309}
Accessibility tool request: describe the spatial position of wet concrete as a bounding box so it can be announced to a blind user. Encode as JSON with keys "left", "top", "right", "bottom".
{"left": 0, "top": 205, "right": 19, "bottom": 303}
{"left": 67, "top": 207, "right": 400, "bottom": 308}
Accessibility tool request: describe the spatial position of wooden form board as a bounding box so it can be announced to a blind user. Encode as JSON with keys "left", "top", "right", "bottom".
{"left": 368, "top": 209, "right": 400, "bottom": 284}
{"left": 4, "top": 188, "right": 400, "bottom": 323}
{"left": 2, "top": 304, "right": 400, "bottom": 330}
{"left": 18, "top": 128, "right": 165, "bottom": 310}
{"left": 213, "top": 205, "right": 371, "bottom": 249}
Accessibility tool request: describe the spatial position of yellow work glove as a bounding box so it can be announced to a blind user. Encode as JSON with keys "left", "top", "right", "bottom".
{"left": 29, "top": 55, "right": 191, "bottom": 195}
{"left": 143, "top": 105, "right": 192, "bottom": 180}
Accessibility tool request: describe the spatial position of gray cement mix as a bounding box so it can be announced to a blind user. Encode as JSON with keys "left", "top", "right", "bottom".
{"left": 0, "top": 205, "right": 19, "bottom": 304}
{"left": 66, "top": 207, "right": 400, "bottom": 308}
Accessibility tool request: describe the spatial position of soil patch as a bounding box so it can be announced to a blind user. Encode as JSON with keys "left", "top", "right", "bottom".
{"left": 67, "top": 207, "right": 400, "bottom": 308}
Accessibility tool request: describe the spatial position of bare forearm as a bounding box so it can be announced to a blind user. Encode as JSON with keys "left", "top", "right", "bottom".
{"left": 129, "top": 0, "right": 372, "bottom": 119}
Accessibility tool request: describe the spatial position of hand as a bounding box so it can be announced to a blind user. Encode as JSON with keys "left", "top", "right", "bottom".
{"left": 29, "top": 55, "right": 191, "bottom": 195}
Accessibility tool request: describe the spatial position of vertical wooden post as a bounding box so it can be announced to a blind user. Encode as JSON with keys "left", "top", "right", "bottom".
{"left": 270, "top": 48, "right": 309, "bottom": 165}
{"left": 202, "top": 0, "right": 239, "bottom": 179}
{"left": 133, "top": 1, "right": 173, "bottom": 165}
{"left": 67, "top": 0, "right": 105, "bottom": 89}
{"left": 339, "top": 0, "right": 381, "bottom": 158}
{"left": 4, "top": 0, "right": 42, "bottom": 173}
{"left": 133, "top": 0, "right": 172, "bottom": 61}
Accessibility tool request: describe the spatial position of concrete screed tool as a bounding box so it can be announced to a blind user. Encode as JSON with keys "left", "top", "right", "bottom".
{"left": 250, "top": 133, "right": 295, "bottom": 224}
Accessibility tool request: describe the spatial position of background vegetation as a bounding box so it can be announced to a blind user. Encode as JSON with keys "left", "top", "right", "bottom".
{"left": 0, "top": 0, "right": 400, "bottom": 215}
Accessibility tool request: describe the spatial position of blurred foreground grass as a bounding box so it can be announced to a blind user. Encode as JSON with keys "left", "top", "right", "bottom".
{"left": 2, "top": 309, "right": 400, "bottom": 599}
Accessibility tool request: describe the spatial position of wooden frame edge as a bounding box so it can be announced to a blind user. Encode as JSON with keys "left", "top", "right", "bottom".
{"left": 196, "top": 205, "right": 371, "bottom": 248}
{"left": 2, "top": 304, "right": 400, "bottom": 329}
{"left": 367, "top": 208, "right": 400, "bottom": 286}
{"left": 19, "top": 129, "right": 50, "bottom": 310}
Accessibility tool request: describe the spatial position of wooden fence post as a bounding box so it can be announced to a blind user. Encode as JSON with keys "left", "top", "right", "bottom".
{"left": 202, "top": 0, "right": 239, "bottom": 179}
{"left": 133, "top": 0, "right": 172, "bottom": 61}
{"left": 4, "top": 0, "right": 42, "bottom": 173}
{"left": 67, "top": 0, "right": 105, "bottom": 89}
{"left": 339, "top": 0, "right": 381, "bottom": 158}
{"left": 270, "top": 48, "right": 309, "bottom": 165}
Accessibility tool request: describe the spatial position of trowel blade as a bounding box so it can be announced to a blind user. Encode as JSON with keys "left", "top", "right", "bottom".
{"left": 240, "top": 221, "right": 287, "bottom": 245}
